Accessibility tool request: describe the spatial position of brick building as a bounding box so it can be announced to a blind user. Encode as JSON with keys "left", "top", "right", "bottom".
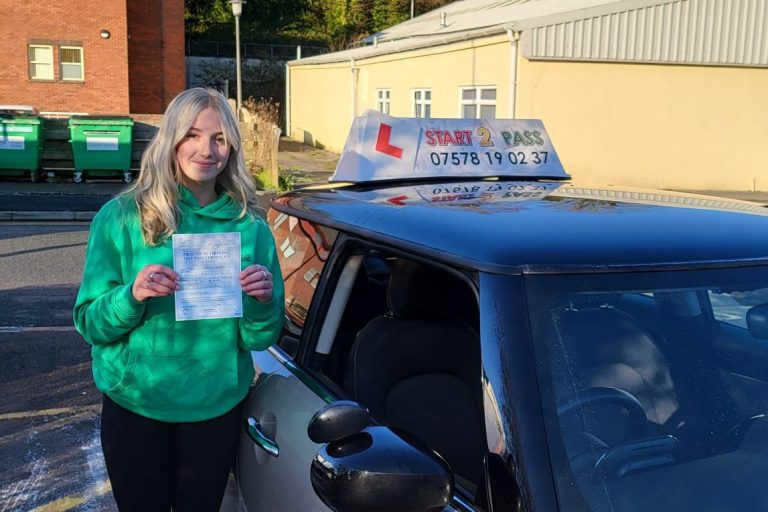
{"left": 0, "top": 0, "right": 185, "bottom": 115}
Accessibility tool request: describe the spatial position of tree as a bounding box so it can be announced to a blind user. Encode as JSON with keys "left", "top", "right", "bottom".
{"left": 185, "top": 0, "right": 233, "bottom": 37}
{"left": 291, "top": 0, "right": 370, "bottom": 50}
{"left": 371, "top": 0, "right": 409, "bottom": 33}
{"left": 185, "top": 0, "right": 458, "bottom": 50}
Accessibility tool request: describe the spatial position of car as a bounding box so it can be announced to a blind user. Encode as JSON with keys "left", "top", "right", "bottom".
{"left": 235, "top": 111, "right": 768, "bottom": 511}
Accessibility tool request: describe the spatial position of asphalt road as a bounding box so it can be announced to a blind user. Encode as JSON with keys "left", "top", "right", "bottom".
{"left": 0, "top": 221, "right": 113, "bottom": 512}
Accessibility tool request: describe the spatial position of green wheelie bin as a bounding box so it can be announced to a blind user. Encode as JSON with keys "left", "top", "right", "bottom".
{"left": 0, "top": 110, "right": 44, "bottom": 182}
{"left": 68, "top": 116, "right": 134, "bottom": 183}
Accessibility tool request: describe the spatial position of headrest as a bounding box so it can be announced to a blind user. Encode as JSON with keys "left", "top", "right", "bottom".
{"left": 387, "top": 259, "right": 468, "bottom": 319}
{"left": 555, "top": 307, "right": 663, "bottom": 367}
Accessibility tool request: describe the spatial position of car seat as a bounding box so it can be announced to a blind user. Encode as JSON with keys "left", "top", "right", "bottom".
{"left": 343, "top": 258, "right": 486, "bottom": 484}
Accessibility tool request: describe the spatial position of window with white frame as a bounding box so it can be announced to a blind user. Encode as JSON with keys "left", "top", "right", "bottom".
{"left": 460, "top": 87, "right": 497, "bottom": 119}
{"left": 376, "top": 89, "right": 390, "bottom": 114}
{"left": 413, "top": 89, "right": 431, "bottom": 118}
{"left": 60, "top": 46, "right": 84, "bottom": 81}
{"left": 28, "top": 45, "right": 54, "bottom": 80}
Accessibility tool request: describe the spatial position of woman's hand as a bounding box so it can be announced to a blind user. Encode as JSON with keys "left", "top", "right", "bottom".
{"left": 132, "top": 265, "right": 180, "bottom": 302}
{"left": 240, "top": 264, "right": 274, "bottom": 303}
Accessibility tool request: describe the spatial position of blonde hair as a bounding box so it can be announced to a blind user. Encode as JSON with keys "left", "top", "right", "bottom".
{"left": 123, "top": 87, "right": 260, "bottom": 245}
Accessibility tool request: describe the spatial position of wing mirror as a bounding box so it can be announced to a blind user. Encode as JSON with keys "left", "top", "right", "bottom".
{"left": 307, "top": 400, "right": 370, "bottom": 443}
{"left": 307, "top": 401, "right": 453, "bottom": 512}
{"left": 747, "top": 304, "right": 768, "bottom": 339}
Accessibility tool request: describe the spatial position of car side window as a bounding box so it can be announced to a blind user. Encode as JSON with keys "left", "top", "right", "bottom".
{"left": 310, "top": 248, "right": 487, "bottom": 494}
{"left": 268, "top": 209, "right": 338, "bottom": 356}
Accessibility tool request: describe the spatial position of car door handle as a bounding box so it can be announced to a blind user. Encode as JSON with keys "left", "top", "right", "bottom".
{"left": 245, "top": 417, "right": 279, "bottom": 457}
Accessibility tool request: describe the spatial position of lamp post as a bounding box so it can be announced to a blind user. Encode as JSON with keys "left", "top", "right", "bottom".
{"left": 229, "top": 0, "right": 245, "bottom": 119}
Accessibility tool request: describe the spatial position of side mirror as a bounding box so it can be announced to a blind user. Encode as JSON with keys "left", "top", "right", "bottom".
{"left": 747, "top": 304, "right": 768, "bottom": 339}
{"left": 307, "top": 400, "right": 370, "bottom": 443}
{"left": 310, "top": 426, "right": 453, "bottom": 512}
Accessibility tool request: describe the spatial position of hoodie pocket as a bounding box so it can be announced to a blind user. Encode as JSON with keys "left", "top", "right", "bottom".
{"left": 125, "top": 351, "right": 238, "bottom": 411}
{"left": 106, "top": 350, "right": 138, "bottom": 394}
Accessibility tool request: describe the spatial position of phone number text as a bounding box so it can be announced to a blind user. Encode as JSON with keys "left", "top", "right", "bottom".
{"left": 428, "top": 151, "right": 549, "bottom": 166}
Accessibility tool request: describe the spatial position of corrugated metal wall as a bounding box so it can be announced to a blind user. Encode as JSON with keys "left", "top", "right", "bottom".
{"left": 523, "top": 0, "right": 768, "bottom": 67}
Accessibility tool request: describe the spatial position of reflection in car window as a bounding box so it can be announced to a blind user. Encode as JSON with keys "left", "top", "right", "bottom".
{"left": 268, "top": 210, "right": 338, "bottom": 332}
{"left": 708, "top": 287, "right": 768, "bottom": 329}
{"left": 526, "top": 266, "right": 768, "bottom": 511}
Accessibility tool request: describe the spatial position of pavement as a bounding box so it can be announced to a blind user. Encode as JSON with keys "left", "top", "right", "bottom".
{"left": 1, "top": 138, "right": 766, "bottom": 220}
{"left": 0, "top": 138, "right": 340, "bottom": 221}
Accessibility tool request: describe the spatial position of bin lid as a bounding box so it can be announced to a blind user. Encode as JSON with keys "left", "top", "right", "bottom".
{"left": 0, "top": 104, "right": 39, "bottom": 115}
{"left": 69, "top": 115, "right": 134, "bottom": 126}
{"left": 0, "top": 115, "right": 42, "bottom": 124}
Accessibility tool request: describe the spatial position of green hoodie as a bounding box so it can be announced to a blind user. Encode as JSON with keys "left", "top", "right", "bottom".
{"left": 74, "top": 187, "right": 285, "bottom": 422}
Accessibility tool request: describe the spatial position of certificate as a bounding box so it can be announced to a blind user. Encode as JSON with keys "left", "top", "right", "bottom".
{"left": 172, "top": 232, "right": 243, "bottom": 321}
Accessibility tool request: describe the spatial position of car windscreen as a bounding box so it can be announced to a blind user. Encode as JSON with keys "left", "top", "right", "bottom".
{"left": 525, "top": 265, "right": 768, "bottom": 511}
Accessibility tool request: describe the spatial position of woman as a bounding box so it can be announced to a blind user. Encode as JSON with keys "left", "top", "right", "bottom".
{"left": 73, "top": 88, "right": 285, "bottom": 511}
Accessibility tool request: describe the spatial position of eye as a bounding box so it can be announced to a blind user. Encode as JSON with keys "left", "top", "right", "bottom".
{"left": 215, "top": 136, "right": 227, "bottom": 145}
{"left": 185, "top": 132, "right": 199, "bottom": 140}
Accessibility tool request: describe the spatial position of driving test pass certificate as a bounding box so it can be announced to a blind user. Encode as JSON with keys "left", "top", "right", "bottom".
{"left": 172, "top": 232, "right": 243, "bottom": 321}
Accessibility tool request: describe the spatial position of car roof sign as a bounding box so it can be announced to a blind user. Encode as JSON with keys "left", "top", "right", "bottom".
{"left": 330, "top": 110, "right": 570, "bottom": 183}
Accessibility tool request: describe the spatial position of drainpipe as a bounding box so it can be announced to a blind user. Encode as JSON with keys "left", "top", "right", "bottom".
{"left": 350, "top": 59, "right": 358, "bottom": 118}
{"left": 507, "top": 29, "right": 521, "bottom": 119}
{"left": 285, "top": 62, "right": 291, "bottom": 138}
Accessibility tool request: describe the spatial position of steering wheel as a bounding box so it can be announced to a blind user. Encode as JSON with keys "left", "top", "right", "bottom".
{"left": 558, "top": 386, "right": 648, "bottom": 438}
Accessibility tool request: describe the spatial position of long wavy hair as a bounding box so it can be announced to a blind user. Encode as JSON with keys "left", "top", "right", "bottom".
{"left": 123, "top": 87, "right": 260, "bottom": 245}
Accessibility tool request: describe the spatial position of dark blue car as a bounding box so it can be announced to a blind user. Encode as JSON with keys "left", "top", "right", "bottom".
{"left": 236, "top": 116, "right": 768, "bottom": 511}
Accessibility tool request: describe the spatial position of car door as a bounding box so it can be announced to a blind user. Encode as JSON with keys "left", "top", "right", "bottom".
{"left": 236, "top": 210, "right": 337, "bottom": 511}
{"left": 237, "top": 348, "right": 332, "bottom": 511}
{"left": 237, "top": 211, "right": 481, "bottom": 510}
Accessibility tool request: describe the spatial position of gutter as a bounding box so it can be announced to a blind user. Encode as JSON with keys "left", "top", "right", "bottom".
{"left": 289, "top": 26, "right": 509, "bottom": 66}
{"left": 285, "top": 61, "right": 291, "bottom": 137}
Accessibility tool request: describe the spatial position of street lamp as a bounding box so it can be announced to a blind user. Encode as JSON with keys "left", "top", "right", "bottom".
{"left": 229, "top": 0, "right": 246, "bottom": 119}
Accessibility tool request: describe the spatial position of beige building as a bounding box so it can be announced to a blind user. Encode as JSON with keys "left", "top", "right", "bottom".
{"left": 286, "top": 0, "right": 768, "bottom": 192}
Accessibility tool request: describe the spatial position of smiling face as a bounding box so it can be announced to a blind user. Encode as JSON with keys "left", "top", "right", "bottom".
{"left": 175, "top": 107, "right": 231, "bottom": 198}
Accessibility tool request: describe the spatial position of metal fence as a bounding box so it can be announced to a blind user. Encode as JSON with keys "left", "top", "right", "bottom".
{"left": 186, "top": 40, "right": 328, "bottom": 60}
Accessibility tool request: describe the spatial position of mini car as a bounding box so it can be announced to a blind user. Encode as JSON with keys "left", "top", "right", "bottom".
{"left": 236, "top": 114, "right": 768, "bottom": 511}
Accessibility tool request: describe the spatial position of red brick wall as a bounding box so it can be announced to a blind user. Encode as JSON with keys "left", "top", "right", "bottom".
{"left": 127, "top": 0, "right": 186, "bottom": 114}
{"left": 0, "top": 0, "right": 185, "bottom": 115}
{"left": 0, "top": 0, "right": 131, "bottom": 114}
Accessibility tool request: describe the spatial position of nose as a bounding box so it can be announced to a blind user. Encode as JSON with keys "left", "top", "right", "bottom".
{"left": 198, "top": 137, "right": 214, "bottom": 157}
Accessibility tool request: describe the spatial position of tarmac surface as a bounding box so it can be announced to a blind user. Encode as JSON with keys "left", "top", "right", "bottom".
{"left": 0, "top": 138, "right": 766, "bottom": 219}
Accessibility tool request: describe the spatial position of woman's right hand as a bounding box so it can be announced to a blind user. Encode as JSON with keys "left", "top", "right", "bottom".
{"left": 132, "top": 265, "right": 180, "bottom": 302}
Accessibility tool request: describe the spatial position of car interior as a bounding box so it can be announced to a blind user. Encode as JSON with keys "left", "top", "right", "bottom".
{"left": 306, "top": 250, "right": 488, "bottom": 493}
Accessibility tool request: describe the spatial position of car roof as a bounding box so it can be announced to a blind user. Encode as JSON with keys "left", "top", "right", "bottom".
{"left": 270, "top": 179, "right": 768, "bottom": 274}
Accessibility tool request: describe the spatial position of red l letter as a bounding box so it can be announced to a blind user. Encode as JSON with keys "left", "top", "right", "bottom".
{"left": 375, "top": 123, "right": 403, "bottom": 159}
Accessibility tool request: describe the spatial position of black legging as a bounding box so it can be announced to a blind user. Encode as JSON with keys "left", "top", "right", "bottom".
{"left": 100, "top": 394, "right": 244, "bottom": 512}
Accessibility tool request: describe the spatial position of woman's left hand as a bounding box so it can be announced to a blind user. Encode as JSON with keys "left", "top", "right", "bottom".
{"left": 240, "top": 264, "right": 274, "bottom": 303}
